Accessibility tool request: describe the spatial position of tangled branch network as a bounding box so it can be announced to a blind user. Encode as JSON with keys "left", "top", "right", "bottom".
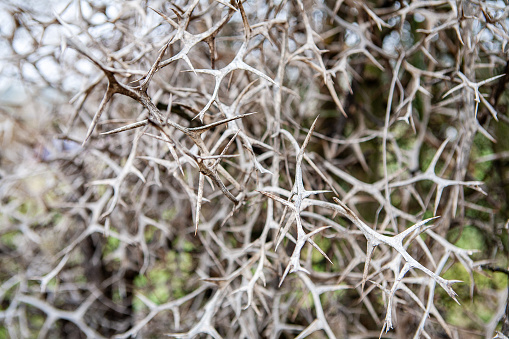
{"left": 1, "top": 0, "right": 508, "bottom": 338}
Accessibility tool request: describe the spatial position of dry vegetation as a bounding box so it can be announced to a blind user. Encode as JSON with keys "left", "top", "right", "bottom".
{"left": 1, "top": 0, "right": 509, "bottom": 338}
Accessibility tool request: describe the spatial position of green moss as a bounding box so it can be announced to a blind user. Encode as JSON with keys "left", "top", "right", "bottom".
{"left": 443, "top": 295, "right": 496, "bottom": 328}
{"left": 28, "top": 313, "right": 45, "bottom": 331}
{"left": 319, "top": 286, "right": 348, "bottom": 307}
{"left": 165, "top": 251, "right": 178, "bottom": 270}
{"left": 162, "top": 208, "right": 177, "bottom": 221}
{"left": 134, "top": 274, "right": 148, "bottom": 288}
{"left": 112, "top": 289, "right": 123, "bottom": 303}
{"left": 182, "top": 239, "right": 195, "bottom": 252}
{"left": 439, "top": 262, "right": 508, "bottom": 328}
{"left": 375, "top": 142, "right": 400, "bottom": 178}
{"left": 75, "top": 273, "right": 87, "bottom": 284}
{"left": 103, "top": 234, "right": 120, "bottom": 256}
{"left": 393, "top": 121, "right": 417, "bottom": 151}
{"left": 443, "top": 302, "right": 471, "bottom": 328}
{"left": 386, "top": 151, "right": 400, "bottom": 175}
{"left": 227, "top": 234, "right": 238, "bottom": 248}
{"left": 442, "top": 264, "right": 469, "bottom": 290}
{"left": 472, "top": 133, "right": 494, "bottom": 181}
{"left": 148, "top": 268, "right": 171, "bottom": 286}
{"left": 1, "top": 231, "right": 19, "bottom": 250}
{"left": 390, "top": 193, "right": 401, "bottom": 208}
{"left": 476, "top": 303, "right": 495, "bottom": 323}
{"left": 17, "top": 196, "right": 42, "bottom": 217}
{"left": 311, "top": 236, "right": 332, "bottom": 272}
{"left": 95, "top": 185, "right": 108, "bottom": 196}
{"left": 0, "top": 326, "right": 8, "bottom": 339}
{"left": 144, "top": 226, "right": 156, "bottom": 243}
{"left": 132, "top": 297, "right": 145, "bottom": 312}
{"left": 423, "top": 210, "right": 433, "bottom": 219}
{"left": 448, "top": 226, "right": 485, "bottom": 251}
{"left": 150, "top": 282, "right": 170, "bottom": 303}
{"left": 179, "top": 252, "right": 193, "bottom": 272}
{"left": 44, "top": 278, "right": 58, "bottom": 291}
{"left": 420, "top": 143, "right": 437, "bottom": 173}
{"left": 132, "top": 247, "right": 196, "bottom": 305}
{"left": 476, "top": 270, "right": 508, "bottom": 290}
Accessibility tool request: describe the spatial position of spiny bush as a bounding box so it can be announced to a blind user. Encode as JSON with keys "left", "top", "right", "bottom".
{"left": 1, "top": 0, "right": 509, "bottom": 338}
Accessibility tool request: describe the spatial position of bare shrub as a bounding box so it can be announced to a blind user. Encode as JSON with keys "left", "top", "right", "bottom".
{"left": 1, "top": 0, "right": 508, "bottom": 338}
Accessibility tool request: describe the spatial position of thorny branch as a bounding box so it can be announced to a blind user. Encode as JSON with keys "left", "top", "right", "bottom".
{"left": 1, "top": 0, "right": 509, "bottom": 338}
